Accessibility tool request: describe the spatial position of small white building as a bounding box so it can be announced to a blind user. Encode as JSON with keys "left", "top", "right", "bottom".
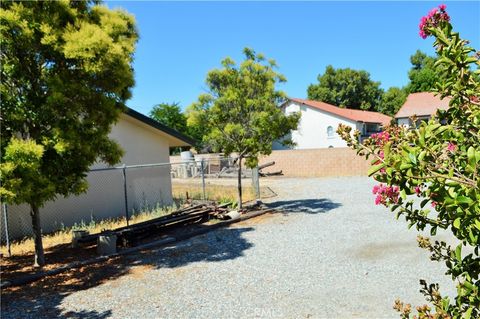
{"left": 395, "top": 92, "right": 451, "bottom": 128}
{"left": 3, "top": 108, "right": 194, "bottom": 239}
{"left": 276, "top": 98, "right": 391, "bottom": 149}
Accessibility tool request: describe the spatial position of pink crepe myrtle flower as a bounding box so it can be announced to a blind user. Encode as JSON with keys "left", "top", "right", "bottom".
{"left": 447, "top": 142, "right": 456, "bottom": 152}
{"left": 428, "top": 8, "right": 438, "bottom": 18}
{"left": 372, "top": 183, "right": 400, "bottom": 206}
{"left": 370, "top": 131, "right": 390, "bottom": 147}
{"left": 419, "top": 4, "right": 450, "bottom": 39}
{"left": 415, "top": 186, "right": 421, "bottom": 196}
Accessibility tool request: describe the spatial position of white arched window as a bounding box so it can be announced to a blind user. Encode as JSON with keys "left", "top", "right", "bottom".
{"left": 327, "top": 126, "right": 334, "bottom": 137}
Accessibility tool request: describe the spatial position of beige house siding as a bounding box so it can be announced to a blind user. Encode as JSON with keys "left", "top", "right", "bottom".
{"left": 3, "top": 113, "right": 178, "bottom": 239}
{"left": 110, "top": 114, "right": 170, "bottom": 164}
{"left": 109, "top": 113, "right": 174, "bottom": 211}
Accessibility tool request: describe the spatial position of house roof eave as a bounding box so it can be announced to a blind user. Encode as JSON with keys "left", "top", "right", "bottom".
{"left": 125, "top": 107, "right": 196, "bottom": 147}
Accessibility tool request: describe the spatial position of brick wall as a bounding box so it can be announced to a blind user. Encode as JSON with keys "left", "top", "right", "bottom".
{"left": 258, "top": 148, "right": 370, "bottom": 177}
{"left": 170, "top": 148, "right": 370, "bottom": 177}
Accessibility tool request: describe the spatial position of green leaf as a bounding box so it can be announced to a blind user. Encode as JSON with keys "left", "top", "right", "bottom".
{"left": 418, "top": 150, "right": 426, "bottom": 162}
{"left": 433, "top": 125, "right": 449, "bottom": 136}
{"left": 408, "top": 153, "right": 417, "bottom": 165}
{"left": 453, "top": 218, "right": 461, "bottom": 229}
{"left": 447, "top": 187, "right": 457, "bottom": 199}
{"left": 464, "top": 307, "right": 473, "bottom": 319}
{"left": 441, "top": 297, "right": 450, "bottom": 311}
{"left": 418, "top": 127, "right": 425, "bottom": 146}
{"left": 469, "top": 228, "right": 478, "bottom": 245}
{"left": 383, "top": 142, "right": 391, "bottom": 159}
{"left": 454, "top": 244, "right": 462, "bottom": 261}
{"left": 399, "top": 163, "right": 413, "bottom": 170}
{"left": 456, "top": 196, "right": 472, "bottom": 204}
{"left": 467, "top": 146, "right": 476, "bottom": 168}
{"left": 445, "top": 180, "right": 459, "bottom": 186}
{"left": 367, "top": 163, "right": 385, "bottom": 176}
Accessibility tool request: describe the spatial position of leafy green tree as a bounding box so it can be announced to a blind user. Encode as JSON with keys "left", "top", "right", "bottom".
{"left": 307, "top": 65, "right": 384, "bottom": 111}
{"left": 405, "top": 50, "right": 439, "bottom": 93}
{"left": 150, "top": 102, "right": 188, "bottom": 134}
{"left": 0, "top": 1, "right": 137, "bottom": 267}
{"left": 185, "top": 114, "right": 212, "bottom": 153}
{"left": 149, "top": 102, "right": 212, "bottom": 153}
{"left": 377, "top": 87, "right": 407, "bottom": 116}
{"left": 339, "top": 5, "right": 479, "bottom": 317}
{"left": 150, "top": 102, "right": 189, "bottom": 154}
{"left": 189, "top": 48, "right": 300, "bottom": 208}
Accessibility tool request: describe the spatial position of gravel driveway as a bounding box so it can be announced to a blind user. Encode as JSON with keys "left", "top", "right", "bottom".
{"left": 1, "top": 176, "right": 456, "bottom": 318}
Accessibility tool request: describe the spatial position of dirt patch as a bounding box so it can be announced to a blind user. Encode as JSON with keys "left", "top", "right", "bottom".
{"left": 352, "top": 240, "right": 415, "bottom": 260}
{"left": 232, "top": 212, "right": 281, "bottom": 227}
{"left": 126, "top": 264, "right": 155, "bottom": 280}
{"left": 0, "top": 215, "right": 210, "bottom": 284}
{"left": 0, "top": 244, "right": 98, "bottom": 283}
{"left": 1, "top": 255, "right": 125, "bottom": 303}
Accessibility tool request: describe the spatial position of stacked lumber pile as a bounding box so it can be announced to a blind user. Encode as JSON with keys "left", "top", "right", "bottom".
{"left": 77, "top": 202, "right": 233, "bottom": 247}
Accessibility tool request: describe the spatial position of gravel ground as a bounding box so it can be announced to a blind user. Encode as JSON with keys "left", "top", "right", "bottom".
{"left": 1, "top": 176, "right": 456, "bottom": 318}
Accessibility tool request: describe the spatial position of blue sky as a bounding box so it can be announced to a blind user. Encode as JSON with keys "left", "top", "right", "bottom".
{"left": 107, "top": 1, "right": 480, "bottom": 115}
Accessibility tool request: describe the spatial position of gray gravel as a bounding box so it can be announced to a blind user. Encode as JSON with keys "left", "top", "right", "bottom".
{"left": 1, "top": 176, "right": 456, "bottom": 318}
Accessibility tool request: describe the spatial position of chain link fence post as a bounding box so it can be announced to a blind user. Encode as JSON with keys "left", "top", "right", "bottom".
{"left": 122, "top": 164, "right": 130, "bottom": 226}
{"left": 252, "top": 165, "right": 260, "bottom": 201}
{"left": 2, "top": 203, "right": 11, "bottom": 257}
{"left": 200, "top": 158, "right": 206, "bottom": 200}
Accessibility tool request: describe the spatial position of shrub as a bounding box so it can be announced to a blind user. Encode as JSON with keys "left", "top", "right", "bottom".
{"left": 338, "top": 5, "right": 479, "bottom": 318}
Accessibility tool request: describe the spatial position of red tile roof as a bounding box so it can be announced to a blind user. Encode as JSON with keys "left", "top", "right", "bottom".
{"left": 289, "top": 98, "right": 392, "bottom": 125}
{"left": 395, "top": 92, "right": 451, "bottom": 118}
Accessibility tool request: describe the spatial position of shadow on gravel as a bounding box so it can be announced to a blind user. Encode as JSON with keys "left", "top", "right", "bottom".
{"left": 125, "top": 226, "right": 255, "bottom": 269}
{"left": 265, "top": 198, "right": 341, "bottom": 214}
{"left": 1, "top": 253, "right": 125, "bottom": 319}
{"left": 1, "top": 225, "right": 254, "bottom": 319}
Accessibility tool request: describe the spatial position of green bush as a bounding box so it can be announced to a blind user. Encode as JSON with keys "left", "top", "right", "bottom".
{"left": 338, "top": 5, "right": 479, "bottom": 318}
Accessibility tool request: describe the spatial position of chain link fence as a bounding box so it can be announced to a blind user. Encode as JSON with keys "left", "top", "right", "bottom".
{"left": 0, "top": 156, "right": 265, "bottom": 252}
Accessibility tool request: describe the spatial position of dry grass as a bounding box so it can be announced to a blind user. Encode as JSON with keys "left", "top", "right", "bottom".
{"left": 1, "top": 182, "right": 252, "bottom": 257}
{"left": 172, "top": 183, "right": 255, "bottom": 203}
{"left": 0, "top": 205, "right": 177, "bottom": 256}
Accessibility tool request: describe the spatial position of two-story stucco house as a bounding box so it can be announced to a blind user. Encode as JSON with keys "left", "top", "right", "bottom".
{"left": 395, "top": 92, "right": 451, "bottom": 127}
{"left": 276, "top": 98, "right": 392, "bottom": 149}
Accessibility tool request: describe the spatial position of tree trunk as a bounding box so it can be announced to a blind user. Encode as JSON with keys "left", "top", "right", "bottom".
{"left": 30, "top": 204, "right": 45, "bottom": 268}
{"left": 237, "top": 156, "right": 243, "bottom": 209}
